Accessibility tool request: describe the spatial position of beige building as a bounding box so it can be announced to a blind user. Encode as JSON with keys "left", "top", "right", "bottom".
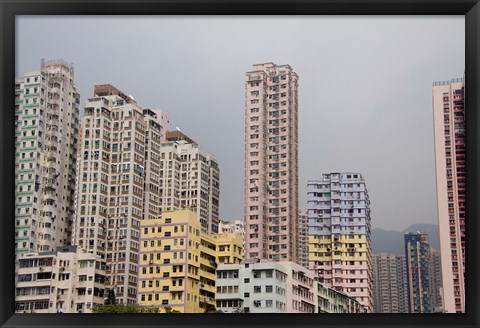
{"left": 76, "top": 84, "right": 165, "bottom": 305}
{"left": 15, "top": 246, "right": 106, "bottom": 313}
{"left": 15, "top": 59, "right": 80, "bottom": 255}
{"left": 219, "top": 220, "right": 245, "bottom": 258}
{"left": 159, "top": 131, "right": 220, "bottom": 234}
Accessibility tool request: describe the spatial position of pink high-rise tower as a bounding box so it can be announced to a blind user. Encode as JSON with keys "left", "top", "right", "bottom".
{"left": 244, "top": 63, "right": 299, "bottom": 263}
{"left": 432, "top": 77, "right": 465, "bottom": 313}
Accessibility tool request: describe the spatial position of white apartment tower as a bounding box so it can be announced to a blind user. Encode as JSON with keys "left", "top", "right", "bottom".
{"left": 14, "top": 59, "right": 80, "bottom": 255}
{"left": 159, "top": 130, "right": 220, "bottom": 234}
{"left": 244, "top": 63, "right": 299, "bottom": 263}
{"left": 76, "top": 84, "right": 164, "bottom": 304}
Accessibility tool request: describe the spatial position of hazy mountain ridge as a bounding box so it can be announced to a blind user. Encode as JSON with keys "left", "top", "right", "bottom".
{"left": 371, "top": 223, "right": 440, "bottom": 255}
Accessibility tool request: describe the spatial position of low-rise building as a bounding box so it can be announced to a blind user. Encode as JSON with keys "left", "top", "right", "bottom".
{"left": 216, "top": 260, "right": 289, "bottom": 313}
{"left": 317, "top": 284, "right": 366, "bottom": 313}
{"left": 218, "top": 220, "right": 245, "bottom": 259}
{"left": 216, "top": 259, "right": 363, "bottom": 313}
{"left": 137, "top": 210, "right": 243, "bottom": 313}
{"left": 15, "top": 246, "right": 106, "bottom": 313}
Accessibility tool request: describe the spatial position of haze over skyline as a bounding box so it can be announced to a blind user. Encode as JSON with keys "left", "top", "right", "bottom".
{"left": 16, "top": 16, "right": 465, "bottom": 231}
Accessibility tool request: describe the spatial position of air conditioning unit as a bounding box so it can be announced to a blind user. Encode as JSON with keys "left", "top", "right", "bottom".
{"left": 39, "top": 266, "right": 44, "bottom": 271}
{"left": 59, "top": 267, "right": 65, "bottom": 272}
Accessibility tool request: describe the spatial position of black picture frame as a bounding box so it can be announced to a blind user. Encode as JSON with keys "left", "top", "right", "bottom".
{"left": 1, "top": 1, "right": 479, "bottom": 328}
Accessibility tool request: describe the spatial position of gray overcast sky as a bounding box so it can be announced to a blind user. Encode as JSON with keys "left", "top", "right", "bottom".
{"left": 16, "top": 16, "right": 465, "bottom": 231}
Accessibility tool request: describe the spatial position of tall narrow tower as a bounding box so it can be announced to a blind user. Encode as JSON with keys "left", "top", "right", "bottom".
{"left": 404, "top": 232, "right": 432, "bottom": 313}
{"left": 14, "top": 59, "right": 80, "bottom": 255}
{"left": 432, "top": 77, "right": 465, "bottom": 313}
{"left": 244, "top": 63, "right": 299, "bottom": 263}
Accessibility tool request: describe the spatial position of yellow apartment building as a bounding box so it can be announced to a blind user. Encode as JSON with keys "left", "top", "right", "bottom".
{"left": 137, "top": 210, "right": 243, "bottom": 313}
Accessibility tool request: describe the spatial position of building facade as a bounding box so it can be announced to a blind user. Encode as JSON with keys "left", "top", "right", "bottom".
{"left": 244, "top": 63, "right": 299, "bottom": 263}
{"left": 404, "top": 232, "right": 432, "bottom": 313}
{"left": 297, "top": 210, "right": 309, "bottom": 268}
{"left": 137, "top": 210, "right": 243, "bottom": 313}
{"left": 216, "top": 260, "right": 315, "bottom": 313}
{"left": 372, "top": 253, "right": 407, "bottom": 313}
{"left": 432, "top": 77, "right": 465, "bottom": 313}
{"left": 219, "top": 220, "right": 245, "bottom": 258}
{"left": 159, "top": 131, "right": 220, "bottom": 234}
{"left": 15, "top": 246, "right": 105, "bottom": 313}
{"left": 14, "top": 59, "right": 80, "bottom": 255}
{"left": 317, "top": 284, "right": 366, "bottom": 313}
{"left": 76, "top": 84, "right": 165, "bottom": 305}
{"left": 429, "top": 249, "right": 444, "bottom": 313}
{"left": 216, "top": 260, "right": 363, "bottom": 313}
{"left": 307, "top": 172, "right": 373, "bottom": 312}
{"left": 219, "top": 220, "right": 245, "bottom": 236}
{"left": 150, "top": 109, "right": 170, "bottom": 142}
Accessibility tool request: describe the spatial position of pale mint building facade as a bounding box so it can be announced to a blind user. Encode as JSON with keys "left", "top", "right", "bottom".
{"left": 15, "top": 59, "right": 80, "bottom": 256}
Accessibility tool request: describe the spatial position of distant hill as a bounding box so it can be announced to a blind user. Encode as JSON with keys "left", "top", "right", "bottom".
{"left": 371, "top": 223, "right": 440, "bottom": 255}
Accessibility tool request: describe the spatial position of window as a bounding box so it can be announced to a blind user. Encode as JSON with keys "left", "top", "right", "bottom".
{"left": 254, "top": 286, "right": 261, "bottom": 293}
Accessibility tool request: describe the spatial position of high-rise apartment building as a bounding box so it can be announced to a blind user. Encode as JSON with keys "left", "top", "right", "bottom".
{"left": 404, "top": 232, "right": 432, "bottom": 313}
{"left": 372, "top": 253, "right": 407, "bottom": 313}
{"left": 76, "top": 84, "right": 165, "bottom": 305}
{"left": 137, "top": 210, "right": 243, "bottom": 313}
{"left": 151, "top": 109, "right": 170, "bottom": 142}
{"left": 297, "top": 210, "right": 309, "bottom": 268}
{"left": 429, "top": 249, "right": 444, "bottom": 313}
{"left": 14, "top": 59, "right": 80, "bottom": 255}
{"left": 244, "top": 62, "right": 299, "bottom": 263}
{"left": 159, "top": 130, "right": 220, "bottom": 234}
{"left": 307, "top": 172, "right": 373, "bottom": 313}
{"left": 432, "top": 77, "right": 465, "bottom": 313}
{"left": 15, "top": 246, "right": 106, "bottom": 313}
